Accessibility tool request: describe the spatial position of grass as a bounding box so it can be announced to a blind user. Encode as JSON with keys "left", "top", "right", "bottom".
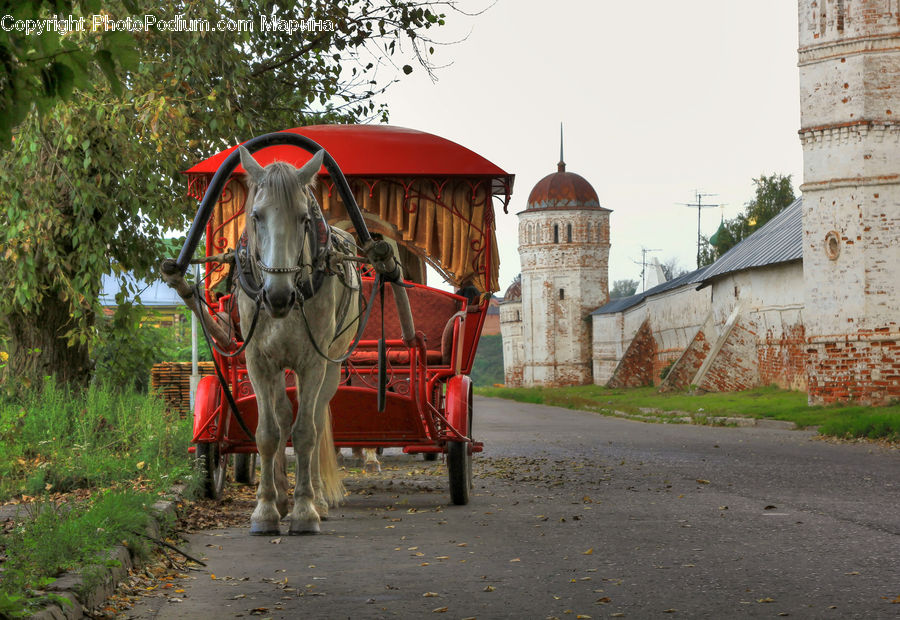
{"left": 0, "top": 380, "right": 194, "bottom": 617}
{"left": 476, "top": 384, "right": 900, "bottom": 440}
{"left": 0, "top": 379, "right": 192, "bottom": 499}
{"left": 470, "top": 334, "right": 504, "bottom": 387}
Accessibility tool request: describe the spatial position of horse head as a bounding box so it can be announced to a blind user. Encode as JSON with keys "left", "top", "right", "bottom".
{"left": 239, "top": 146, "right": 324, "bottom": 318}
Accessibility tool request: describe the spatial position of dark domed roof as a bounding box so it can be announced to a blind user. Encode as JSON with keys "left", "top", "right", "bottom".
{"left": 525, "top": 161, "right": 602, "bottom": 211}
{"left": 503, "top": 275, "right": 522, "bottom": 302}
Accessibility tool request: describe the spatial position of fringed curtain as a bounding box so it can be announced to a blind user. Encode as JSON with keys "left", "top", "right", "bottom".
{"left": 187, "top": 175, "right": 500, "bottom": 294}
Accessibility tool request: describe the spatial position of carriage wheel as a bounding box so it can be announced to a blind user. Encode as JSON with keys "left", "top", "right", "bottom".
{"left": 233, "top": 452, "right": 257, "bottom": 485}
{"left": 196, "top": 442, "right": 228, "bottom": 499}
{"left": 447, "top": 380, "right": 474, "bottom": 506}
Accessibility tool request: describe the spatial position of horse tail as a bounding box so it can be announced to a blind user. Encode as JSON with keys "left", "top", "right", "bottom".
{"left": 318, "top": 405, "right": 344, "bottom": 506}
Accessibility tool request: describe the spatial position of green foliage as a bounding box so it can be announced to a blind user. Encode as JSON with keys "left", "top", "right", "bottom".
{"left": 609, "top": 279, "right": 638, "bottom": 300}
{"left": 0, "top": 379, "right": 192, "bottom": 500}
{"left": 469, "top": 333, "right": 504, "bottom": 387}
{"left": 0, "top": 1, "right": 140, "bottom": 146}
{"left": 0, "top": 381, "right": 191, "bottom": 615}
{"left": 477, "top": 384, "right": 900, "bottom": 440}
{"left": 0, "top": 0, "right": 454, "bottom": 388}
{"left": 818, "top": 409, "right": 900, "bottom": 442}
{"left": 700, "top": 174, "right": 796, "bottom": 266}
{"left": 92, "top": 304, "right": 198, "bottom": 391}
{"left": 1, "top": 490, "right": 155, "bottom": 614}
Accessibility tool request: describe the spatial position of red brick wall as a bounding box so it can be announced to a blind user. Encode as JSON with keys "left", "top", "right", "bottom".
{"left": 758, "top": 323, "right": 807, "bottom": 391}
{"left": 697, "top": 319, "right": 760, "bottom": 392}
{"left": 607, "top": 319, "right": 657, "bottom": 388}
{"left": 807, "top": 333, "right": 900, "bottom": 404}
{"left": 658, "top": 329, "right": 711, "bottom": 392}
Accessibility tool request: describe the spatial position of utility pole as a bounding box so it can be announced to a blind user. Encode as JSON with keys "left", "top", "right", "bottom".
{"left": 632, "top": 247, "right": 662, "bottom": 292}
{"left": 678, "top": 191, "right": 721, "bottom": 268}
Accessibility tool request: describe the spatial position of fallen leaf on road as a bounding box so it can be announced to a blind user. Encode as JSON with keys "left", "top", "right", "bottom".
{"left": 757, "top": 597, "right": 774, "bottom": 603}
{"left": 509, "top": 558, "right": 521, "bottom": 562}
{"left": 484, "top": 585, "right": 495, "bottom": 592}
{"left": 432, "top": 606, "right": 448, "bottom": 613}
{"left": 424, "top": 592, "right": 439, "bottom": 597}
{"left": 583, "top": 548, "right": 594, "bottom": 555}
{"left": 696, "top": 479, "right": 710, "bottom": 484}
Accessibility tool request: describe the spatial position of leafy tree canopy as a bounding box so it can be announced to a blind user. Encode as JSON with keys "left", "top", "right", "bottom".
{"left": 609, "top": 279, "right": 638, "bottom": 300}
{"left": 0, "top": 0, "right": 454, "bottom": 389}
{"left": 700, "top": 173, "right": 795, "bottom": 267}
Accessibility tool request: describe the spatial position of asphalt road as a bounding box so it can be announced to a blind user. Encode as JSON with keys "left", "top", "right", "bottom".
{"left": 122, "top": 396, "right": 900, "bottom": 619}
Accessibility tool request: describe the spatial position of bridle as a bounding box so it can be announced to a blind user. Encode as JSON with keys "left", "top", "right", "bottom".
{"left": 236, "top": 187, "right": 332, "bottom": 304}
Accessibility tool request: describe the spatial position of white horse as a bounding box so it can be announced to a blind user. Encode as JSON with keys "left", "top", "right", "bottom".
{"left": 237, "top": 146, "right": 358, "bottom": 535}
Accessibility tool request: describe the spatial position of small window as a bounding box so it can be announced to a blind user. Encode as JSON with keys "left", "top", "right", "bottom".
{"left": 559, "top": 288, "right": 565, "bottom": 300}
{"left": 585, "top": 222, "right": 591, "bottom": 242}
{"left": 553, "top": 224, "right": 559, "bottom": 244}
{"left": 566, "top": 223, "right": 572, "bottom": 243}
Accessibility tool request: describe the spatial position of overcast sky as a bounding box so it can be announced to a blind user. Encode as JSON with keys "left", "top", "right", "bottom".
{"left": 379, "top": 0, "right": 803, "bottom": 293}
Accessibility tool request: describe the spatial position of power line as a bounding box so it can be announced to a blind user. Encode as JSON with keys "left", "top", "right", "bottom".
{"left": 677, "top": 190, "right": 722, "bottom": 269}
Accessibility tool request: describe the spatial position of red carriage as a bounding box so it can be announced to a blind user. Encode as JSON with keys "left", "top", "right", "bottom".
{"left": 174, "top": 125, "right": 513, "bottom": 506}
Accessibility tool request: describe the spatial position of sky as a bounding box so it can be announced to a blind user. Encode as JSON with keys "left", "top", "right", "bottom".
{"left": 378, "top": 0, "right": 803, "bottom": 294}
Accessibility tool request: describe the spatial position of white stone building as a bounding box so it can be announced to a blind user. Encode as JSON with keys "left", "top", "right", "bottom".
{"left": 798, "top": 0, "right": 900, "bottom": 404}
{"left": 500, "top": 1, "right": 900, "bottom": 404}
{"left": 499, "top": 156, "right": 610, "bottom": 387}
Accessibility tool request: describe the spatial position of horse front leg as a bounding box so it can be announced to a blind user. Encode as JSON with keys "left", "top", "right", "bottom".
{"left": 247, "top": 358, "right": 284, "bottom": 535}
{"left": 289, "top": 363, "right": 326, "bottom": 534}
{"left": 272, "top": 387, "right": 294, "bottom": 518}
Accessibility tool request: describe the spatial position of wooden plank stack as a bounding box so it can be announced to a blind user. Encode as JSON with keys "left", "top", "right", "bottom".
{"left": 151, "top": 361, "right": 216, "bottom": 415}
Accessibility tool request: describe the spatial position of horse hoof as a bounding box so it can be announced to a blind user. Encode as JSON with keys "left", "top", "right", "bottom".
{"left": 364, "top": 462, "right": 381, "bottom": 473}
{"left": 250, "top": 521, "right": 280, "bottom": 536}
{"left": 289, "top": 520, "right": 321, "bottom": 535}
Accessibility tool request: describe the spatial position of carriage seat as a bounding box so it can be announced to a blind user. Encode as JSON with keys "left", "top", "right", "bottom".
{"left": 213, "top": 281, "right": 465, "bottom": 367}
{"left": 349, "top": 279, "right": 465, "bottom": 367}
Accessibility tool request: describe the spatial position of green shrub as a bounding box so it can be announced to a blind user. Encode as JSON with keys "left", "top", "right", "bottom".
{"left": 0, "top": 380, "right": 192, "bottom": 500}
{"left": 1, "top": 491, "right": 155, "bottom": 616}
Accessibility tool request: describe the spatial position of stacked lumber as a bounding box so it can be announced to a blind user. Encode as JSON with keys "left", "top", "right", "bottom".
{"left": 151, "top": 361, "right": 216, "bottom": 415}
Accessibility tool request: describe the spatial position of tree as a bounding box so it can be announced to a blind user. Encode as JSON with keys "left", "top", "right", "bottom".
{"left": 659, "top": 256, "right": 688, "bottom": 281}
{"left": 609, "top": 279, "right": 638, "bottom": 299}
{"left": 0, "top": 1, "right": 139, "bottom": 146}
{"left": 0, "top": 0, "right": 453, "bottom": 391}
{"left": 701, "top": 173, "right": 795, "bottom": 266}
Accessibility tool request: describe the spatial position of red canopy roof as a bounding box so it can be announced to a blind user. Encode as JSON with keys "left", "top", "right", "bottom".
{"left": 185, "top": 124, "right": 512, "bottom": 181}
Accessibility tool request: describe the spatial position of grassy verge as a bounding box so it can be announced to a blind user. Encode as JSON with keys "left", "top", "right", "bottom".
{"left": 476, "top": 384, "right": 900, "bottom": 441}
{"left": 0, "top": 380, "right": 193, "bottom": 617}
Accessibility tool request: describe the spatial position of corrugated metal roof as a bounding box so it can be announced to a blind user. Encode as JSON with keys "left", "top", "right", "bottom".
{"left": 698, "top": 198, "right": 802, "bottom": 284}
{"left": 591, "top": 266, "right": 709, "bottom": 315}
{"left": 591, "top": 198, "right": 802, "bottom": 316}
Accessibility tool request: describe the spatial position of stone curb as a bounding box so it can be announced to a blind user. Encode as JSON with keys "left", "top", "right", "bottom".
{"left": 616, "top": 407, "right": 801, "bottom": 430}
{"left": 28, "top": 489, "right": 183, "bottom": 620}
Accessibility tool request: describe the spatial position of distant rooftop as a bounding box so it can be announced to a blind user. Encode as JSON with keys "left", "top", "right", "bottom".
{"left": 592, "top": 197, "right": 803, "bottom": 315}
{"left": 697, "top": 198, "right": 802, "bottom": 285}
{"left": 99, "top": 272, "right": 183, "bottom": 308}
{"left": 591, "top": 267, "right": 708, "bottom": 315}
